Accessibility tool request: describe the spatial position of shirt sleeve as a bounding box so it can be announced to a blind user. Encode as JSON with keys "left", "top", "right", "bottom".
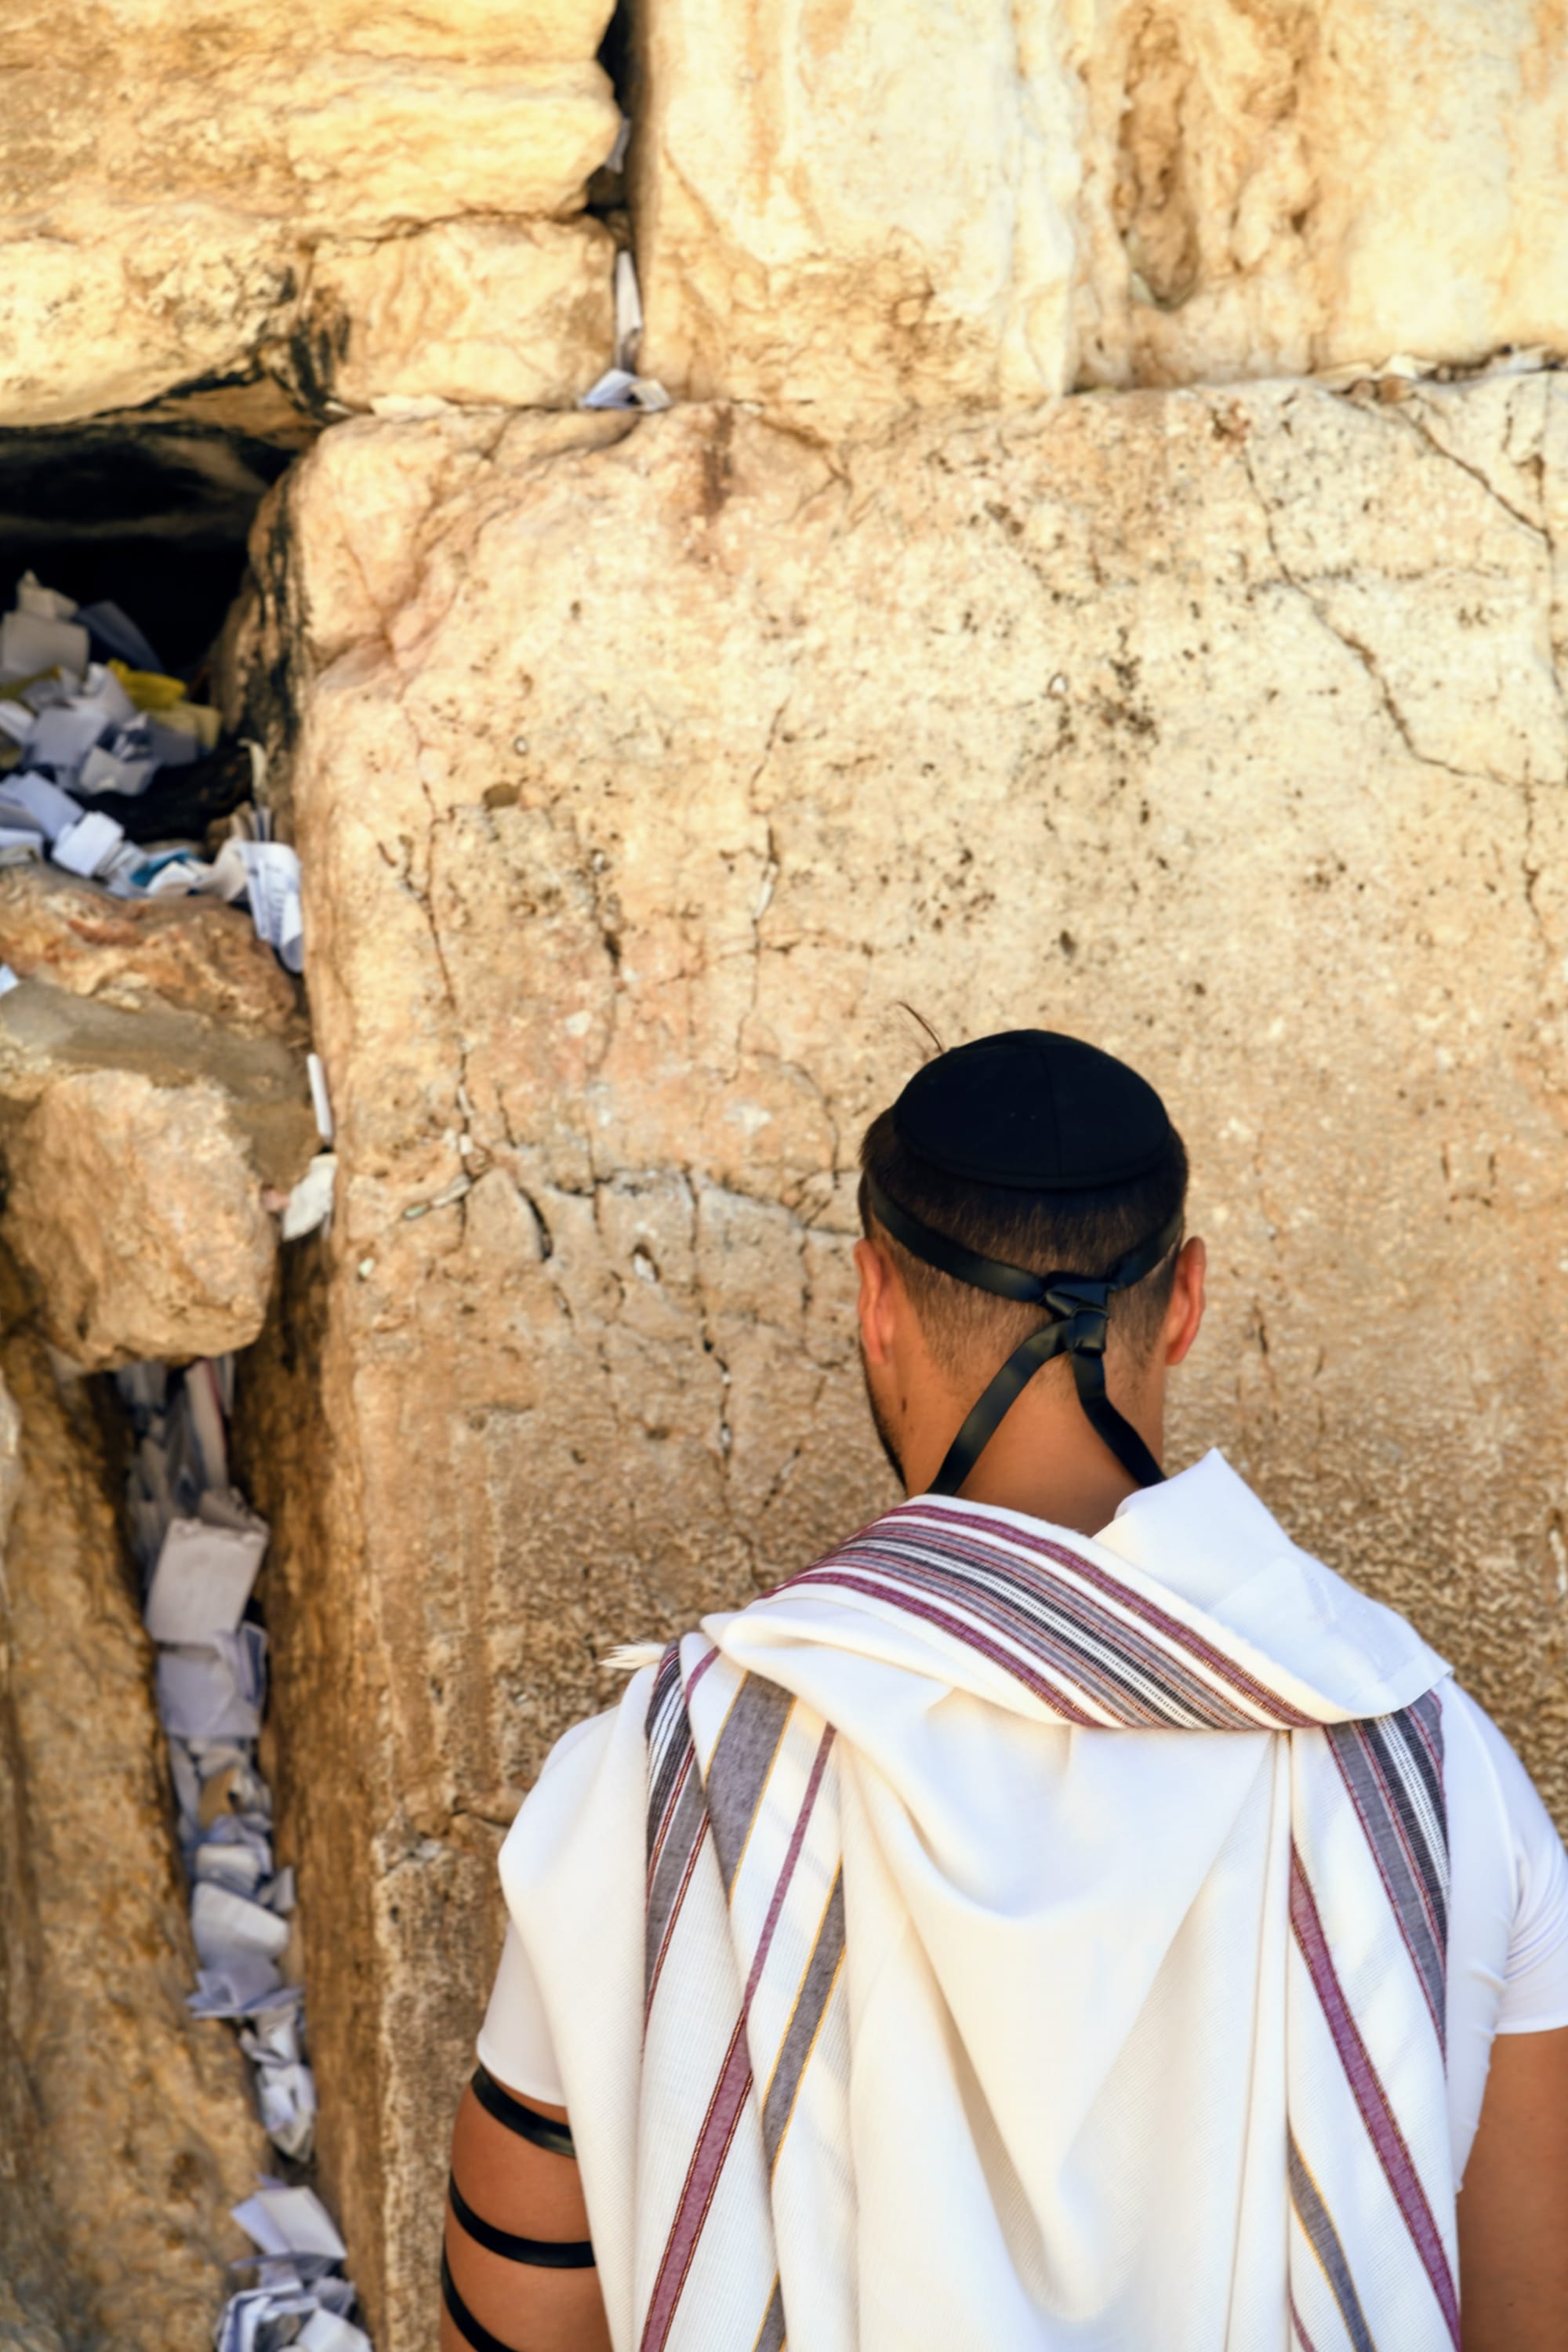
{"left": 1495, "top": 1803, "right": 1568, "bottom": 2034}
{"left": 1471, "top": 1704, "right": 1568, "bottom": 2035}
{"left": 477, "top": 1918, "right": 569, "bottom": 2103}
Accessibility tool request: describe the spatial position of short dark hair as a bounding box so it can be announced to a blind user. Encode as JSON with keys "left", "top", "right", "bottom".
{"left": 857, "top": 1104, "right": 1189, "bottom": 1383}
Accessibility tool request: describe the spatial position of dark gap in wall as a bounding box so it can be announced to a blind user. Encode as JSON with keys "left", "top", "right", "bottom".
{"left": 0, "top": 378, "right": 316, "bottom": 680}
{"left": 586, "top": 0, "right": 637, "bottom": 221}
{"left": 0, "top": 377, "right": 318, "bottom": 840}
{"left": 597, "top": 0, "right": 635, "bottom": 118}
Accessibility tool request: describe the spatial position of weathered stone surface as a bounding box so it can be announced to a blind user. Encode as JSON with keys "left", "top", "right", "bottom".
{"left": 0, "top": 869, "right": 305, "bottom": 1041}
{"left": 0, "top": 982, "right": 317, "bottom": 1185}
{"left": 631, "top": 0, "right": 1083, "bottom": 410}
{"left": 3, "top": 1070, "right": 281, "bottom": 1370}
{"left": 0, "top": 973, "right": 316, "bottom": 1369}
{"left": 300, "top": 220, "right": 616, "bottom": 412}
{"left": 239, "top": 372, "right": 1568, "bottom": 2341}
{"left": 11, "top": 0, "right": 1566, "bottom": 430}
{"left": 634, "top": 0, "right": 1568, "bottom": 412}
{"left": 1073, "top": 0, "right": 1568, "bottom": 389}
{"left": 0, "top": 0, "right": 617, "bottom": 423}
{"left": 0, "top": 1256, "right": 263, "bottom": 2344}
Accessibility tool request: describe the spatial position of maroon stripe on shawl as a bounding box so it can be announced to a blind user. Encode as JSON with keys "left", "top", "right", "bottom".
{"left": 639, "top": 2018, "right": 755, "bottom": 2352}
{"left": 779, "top": 1564, "right": 1102, "bottom": 1725}
{"left": 810, "top": 1526, "right": 1258, "bottom": 1728}
{"left": 743, "top": 1724, "right": 836, "bottom": 2014}
{"left": 645, "top": 1643, "right": 720, "bottom": 1881}
{"left": 687, "top": 1643, "right": 722, "bottom": 1700}
{"left": 862, "top": 1527, "right": 1256, "bottom": 1726}
{"left": 894, "top": 1501, "right": 1319, "bottom": 1726}
{"left": 1290, "top": 2299, "right": 1320, "bottom": 2352}
{"left": 645, "top": 1646, "right": 691, "bottom": 1862}
{"left": 1290, "top": 1848, "right": 1460, "bottom": 2347}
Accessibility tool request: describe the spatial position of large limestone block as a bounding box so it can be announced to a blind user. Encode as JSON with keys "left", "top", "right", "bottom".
{"left": 634, "top": 0, "right": 1568, "bottom": 411}
{"left": 632, "top": 0, "right": 1085, "bottom": 409}
{"left": 1074, "top": 0, "right": 1568, "bottom": 387}
{"left": 0, "top": 1259, "right": 264, "bottom": 2345}
{"left": 0, "top": 970, "right": 317, "bottom": 1367}
{"left": 243, "top": 372, "right": 1568, "bottom": 2341}
{"left": 3, "top": 1069, "right": 280, "bottom": 1370}
{"left": 0, "top": 0, "right": 617, "bottom": 423}
{"left": 300, "top": 220, "right": 616, "bottom": 412}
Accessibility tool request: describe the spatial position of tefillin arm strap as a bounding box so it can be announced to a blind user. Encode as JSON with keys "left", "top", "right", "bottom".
{"left": 866, "top": 1176, "right": 1183, "bottom": 1497}
{"left": 441, "top": 2067, "right": 597, "bottom": 2352}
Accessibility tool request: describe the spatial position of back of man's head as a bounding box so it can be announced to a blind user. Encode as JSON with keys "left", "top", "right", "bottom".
{"left": 857, "top": 1033, "right": 1189, "bottom": 1389}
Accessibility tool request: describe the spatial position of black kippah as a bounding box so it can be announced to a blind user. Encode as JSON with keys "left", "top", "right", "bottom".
{"left": 892, "top": 1029, "right": 1172, "bottom": 1192}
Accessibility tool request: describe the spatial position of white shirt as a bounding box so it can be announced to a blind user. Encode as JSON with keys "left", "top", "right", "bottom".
{"left": 481, "top": 1454, "right": 1568, "bottom": 2186}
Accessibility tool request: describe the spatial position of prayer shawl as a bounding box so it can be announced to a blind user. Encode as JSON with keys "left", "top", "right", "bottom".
{"left": 499, "top": 1456, "right": 1457, "bottom": 2352}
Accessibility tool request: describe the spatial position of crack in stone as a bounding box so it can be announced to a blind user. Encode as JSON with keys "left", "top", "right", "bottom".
{"left": 1396, "top": 397, "right": 1549, "bottom": 544}
{"left": 1243, "top": 408, "right": 1566, "bottom": 973}
{"left": 1521, "top": 777, "right": 1550, "bottom": 947}
{"left": 1240, "top": 437, "right": 1474, "bottom": 785}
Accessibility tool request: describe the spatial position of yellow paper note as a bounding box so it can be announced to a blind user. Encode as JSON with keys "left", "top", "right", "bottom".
{"left": 108, "top": 659, "right": 187, "bottom": 711}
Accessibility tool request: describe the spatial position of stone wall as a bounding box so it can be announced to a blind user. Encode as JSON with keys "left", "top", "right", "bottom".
{"left": 7, "top": 1, "right": 1566, "bottom": 428}
{"left": 2, "top": 0, "right": 1567, "bottom": 2345}
{"left": 237, "top": 365, "right": 1568, "bottom": 2343}
{"left": 0, "top": 0, "right": 619, "bottom": 423}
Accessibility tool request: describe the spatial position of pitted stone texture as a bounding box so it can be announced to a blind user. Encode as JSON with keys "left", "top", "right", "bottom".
{"left": 633, "top": 0, "right": 1568, "bottom": 411}
{"left": 0, "top": 1263, "right": 264, "bottom": 2345}
{"left": 298, "top": 220, "right": 617, "bottom": 412}
{"left": 0, "top": 0, "right": 617, "bottom": 423}
{"left": 242, "top": 374, "right": 1568, "bottom": 2342}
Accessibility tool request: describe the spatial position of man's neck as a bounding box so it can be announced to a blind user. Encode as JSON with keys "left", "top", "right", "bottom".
{"left": 913, "top": 1391, "right": 1151, "bottom": 1537}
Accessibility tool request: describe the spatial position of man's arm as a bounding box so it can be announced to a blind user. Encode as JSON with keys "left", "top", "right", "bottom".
{"left": 441, "top": 2069, "right": 611, "bottom": 2352}
{"left": 1456, "top": 2024, "right": 1568, "bottom": 2351}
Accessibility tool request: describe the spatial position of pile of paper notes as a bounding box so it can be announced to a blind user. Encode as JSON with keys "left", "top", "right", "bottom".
{"left": 223, "top": 2184, "right": 370, "bottom": 2352}
{"left": 0, "top": 574, "right": 303, "bottom": 971}
{"left": 116, "top": 1358, "right": 369, "bottom": 2346}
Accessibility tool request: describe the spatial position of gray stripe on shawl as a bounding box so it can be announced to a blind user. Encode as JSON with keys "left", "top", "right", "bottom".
{"left": 645, "top": 1756, "right": 708, "bottom": 2003}
{"left": 750, "top": 2276, "right": 786, "bottom": 2352}
{"left": 1325, "top": 1699, "right": 1449, "bottom": 2049}
{"left": 761, "top": 1868, "right": 846, "bottom": 2172}
{"left": 705, "top": 1674, "right": 797, "bottom": 1895}
{"left": 1288, "top": 2129, "right": 1377, "bottom": 2352}
{"left": 644, "top": 1642, "right": 690, "bottom": 1852}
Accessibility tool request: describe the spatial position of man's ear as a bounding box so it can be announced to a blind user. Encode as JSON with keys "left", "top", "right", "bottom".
{"left": 855, "top": 1235, "right": 899, "bottom": 1367}
{"left": 1163, "top": 1236, "right": 1207, "bottom": 1369}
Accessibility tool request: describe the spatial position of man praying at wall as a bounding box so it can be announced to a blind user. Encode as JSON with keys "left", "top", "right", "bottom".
{"left": 441, "top": 1029, "right": 1568, "bottom": 2352}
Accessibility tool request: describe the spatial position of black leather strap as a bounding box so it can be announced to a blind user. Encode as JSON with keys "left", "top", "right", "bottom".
{"left": 867, "top": 1174, "right": 1049, "bottom": 1301}
{"left": 448, "top": 2172, "right": 596, "bottom": 2269}
{"left": 470, "top": 2064, "right": 576, "bottom": 2159}
{"left": 1065, "top": 1341, "right": 1166, "bottom": 1490}
{"left": 442, "top": 2248, "right": 519, "bottom": 2352}
{"left": 880, "top": 1195, "right": 1185, "bottom": 1497}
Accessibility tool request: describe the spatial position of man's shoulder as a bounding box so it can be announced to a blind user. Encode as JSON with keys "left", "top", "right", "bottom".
{"left": 1443, "top": 1682, "right": 1559, "bottom": 1847}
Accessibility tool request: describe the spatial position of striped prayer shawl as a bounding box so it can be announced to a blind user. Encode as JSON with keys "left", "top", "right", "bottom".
{"left": 631, "top": 1499, "right": 1454, "bottom": 2352}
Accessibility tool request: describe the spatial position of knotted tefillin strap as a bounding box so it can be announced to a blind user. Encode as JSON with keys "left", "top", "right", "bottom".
{"left": 866, "top": 1174, "right": 1183, "bottom": 1494}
